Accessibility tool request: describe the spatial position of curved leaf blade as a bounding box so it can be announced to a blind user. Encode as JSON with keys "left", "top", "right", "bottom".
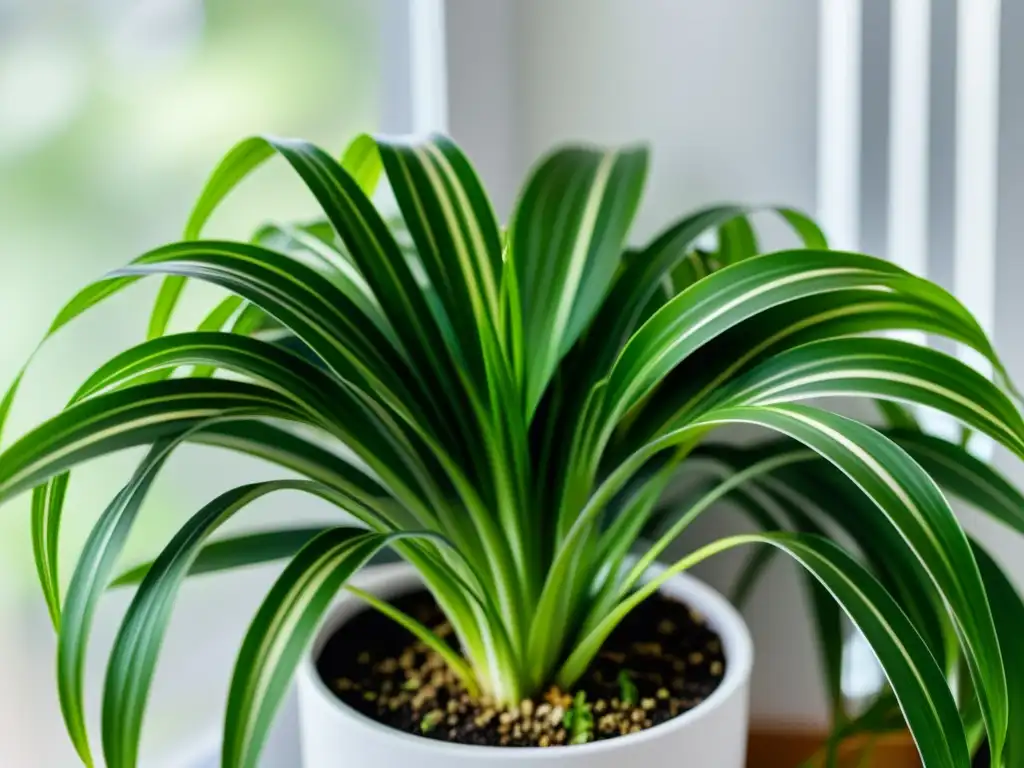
{"left": 148, "top": 134, "right": 383, "bottom": 340}
{"left": 603, "top": 250, "right": 1000, "bottom": 436}
{"left": 716, "top": 337, "right": 1024, "bottom": 458}
{"left": 545, "top": 403, "right": 1006, "bottom": 759}
{"left": 510, "top": 145, "right": 648, "bottom": 417}
{"left": 890, "top": 430, "right": 1024, "bottom": 537}
{"left": 565, "top": 533, "right": 970, "bottom": 768}
{"left": 376, "top": 134, "right": 504, "bottom": 392}
{"left": 57, "top": 436, "right": 180, "bottom": 765}
{"left": 971, "top": 541, "right": 1024, "bottom": 767}
{"left": 110, "top": 526, "right": 331, "bottom": 587}
{"left": 101, "top": 480, "right": 343, "bottom": 768}
{"left": 222, "top": 527, "right": 436, "bottom": 768}
{"left": 0, "top": 378, "right": 306, "bottom": 505}
{"left": 689, "top": 406, "right": 1008, "bottom": 759}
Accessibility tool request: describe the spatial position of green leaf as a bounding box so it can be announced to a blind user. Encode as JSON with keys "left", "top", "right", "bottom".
{"left": 549, "top": 403, "right": 1006, "bottom": 758}
{"left": 374, "top": 136, "right": 533, "bottom": 602}
{"left": 147, "top": 134, "right": 383, "bottom": 340}
{"left": 249, "top": 222, "right": 393, "bottom": 345}
{"left": 258, "top": 137, "right": 477, "bottom": 456}
{"left": 716, "top": 214, "right": 759, "bottom": 265}
{"left": 876, "top": 399, "right": 921, "bottom": 430}
{"left": 692, "top": 407, "right": 1007, "bottom": 758}
{"left": 147, "top": 277, "right": 188, "bottom": 340}
{"left": 28, "top": 326, "right": 405, "bottom": 627}
{"left": 970, "top": 541, "right": 1024, "bottom": 768}
{"left": 0, "top": 378, "right": 307, "bottom": 505}
{"left": 0, "top": 368, "right": 25, "bottom": 448}
{"left": 729, "top": 542, "right": 776, "bottom": 609}
{"left": 601, "top": 250, "right": 1001, "bottom": 443}
{"left": 110, "top": 526, "right": 331, "bottom": 587}
{"left": 617, "top": 669, "right": 639, "bottom": 707}
{"left": 57, "top": 436, "right": 179, "bottom": 765}
{"left": 616, "top": 286, "right": 1003, "bottom": 462}
{"left": 597, "top": 451, "right": 848, "bottom": 727}
{"left": 776, "top": 207, "right": 828, "bottom": 249}
{"left": 339, "top": 133, "right": 384, "bottom": 195}
{"left": 344, "top": 584, "right": 478, "bottom": 696}
{"left": 31, "top": 473, "right": 69, "bottom": 627}
{"left": 190, "top": 295, "right": 246, "bottom": 377}
{"left": 115, "top": 241, "right": 424, "bottom": 417}
{"left": 106, "top": 244, "right": 502, "bottom": 563}
{"left": 697, "top": 441, "right": 952, "bottom": 674}
{"left": 0, "top": 276, "right": 145, "bottom": 445}
{"left": 580, "top": 205, "right": 826, "bottom": 381}
{"left": 889, "top": 430, "right": 1024, "bottom": 537}
{"left": 222, "top": 527, "right": 436, "bottom": 768}
{"left": 716, "top": 475, "right": 846, "bottom": 724}
{"left": 580, "top": 205, "right": 823, "bottom": 373}
{"left": 101, "top": 480, "right": 355, "bottom": 768}
{"left": 510, "top": 145, "right": 648, "bottom": 417}
{"left": 561, "top": 532, "right": 971, "bottom": 768}
{"left": 715, "top": 337, "right": 1024, "bottom": 458}
{"left": 376, "top": 134, "right": 504, "bottom": 395}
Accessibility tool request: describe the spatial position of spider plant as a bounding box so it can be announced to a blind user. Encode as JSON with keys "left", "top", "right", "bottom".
{"left": 1, "top": 132, "right": 1023, "bottom": 768}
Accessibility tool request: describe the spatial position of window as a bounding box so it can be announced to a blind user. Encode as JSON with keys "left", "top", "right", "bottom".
{"left": 0, "top": 1, "right": 395, "bottom": 764}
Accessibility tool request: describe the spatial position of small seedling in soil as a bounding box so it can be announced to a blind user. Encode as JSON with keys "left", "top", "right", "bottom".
{"left": 563, "top": 691, "right": 595, "bottom": 745}
{"left": 618, "top": 670, "right": 639, "bottom": 707}
{"left": 420, "top": 709, "right": 444, "bottom": 734}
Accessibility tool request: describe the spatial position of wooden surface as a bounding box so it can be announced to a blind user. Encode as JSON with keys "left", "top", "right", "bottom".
{"left": 747, "top": 729, "right": 919, "bottom": 767}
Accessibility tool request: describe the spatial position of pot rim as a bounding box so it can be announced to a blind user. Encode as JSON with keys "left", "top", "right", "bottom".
{"left": 297, "top": 561, "right": 753, "bottom": 759}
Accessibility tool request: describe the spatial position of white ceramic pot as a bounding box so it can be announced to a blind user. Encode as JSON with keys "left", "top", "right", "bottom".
{"left": 297, "top": 562, "right": 753, "bottom": 767}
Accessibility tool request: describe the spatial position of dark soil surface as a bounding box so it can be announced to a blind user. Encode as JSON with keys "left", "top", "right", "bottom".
{"left": 316, "top": 590, "right": 727, "bottom": 748}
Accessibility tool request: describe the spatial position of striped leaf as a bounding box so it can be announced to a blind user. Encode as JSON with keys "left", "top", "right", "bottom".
{"left": 542, "top": 403, "right": 1007, "bottom": 759}
{"left": 111, "top": 526, "right": 486, "bottom": 701}
{"left": 15, "top": 329, "right": 420, "bottom": 629}
{"left": 617, "top": 287, "right": 1006, "bottom": 457}
{"left": 57, "top": 436, "right": 181, "bottom": 765}
{"left": 116, "top": 241, "right": 424, "bottom": 418}
{"left": 253, "top": 138, "right": 480, "bottom": 453}
{"left": 718, "top": 451, "right": 953, "bottom": 725}
{"left": 714, "top": 337, "right": 1024, "bottom": 457}
{"left": 0, "top": 274, "right": 143, "bottom": 446}
{"left": 29, "top": 342, "right": 401, "bottom": 626}
{"left": 31, "top": 472, "right": 69, "bottom": 627}
{"left": 222, "top": 527, "right": 435, "bottom": 768}
{"left": 548, "top": 205, "right": 745, "bottom": 383}
{"left": 509, "top": 145, "right": 648, "bottom": 417}
{"left": 26, "top": 330, "right": 499, "bottom": 617}
{"left": 375, "top": 135, "right": 534, "bottom": 601}
{"left": 147, "top": 134, "right": 383, "bottom": 340}
{"left": 0, "top": 379, "right": 306, "bottom": 506}
{"left": 17, "top": 374, "right": 325, "bottom": 631}
{"left": 600, "top": 250, "right": 1001, "bottom": 442}
{"left": 250, "top": 222, "right": 393, "bottom": 344}
{"left": 971, "top": 541, "right": 1024, "bottom": 768}
{"left": 690, "top": 406, "right": 1007, "bottom": 758}
{"left": 6, "top": 131, "right": 1024, "bottom": 768}
{"left": 560, "top": 532, "right": 970, "bottom": 768}
{"left": 377, "top": 134, "right": 503, "bottom": 391}
{"left": 716, "top": 214, "right": 759, "bottom": 265}
{"left": 101, "top": 481, "right": 356, "bottom": 768}
{"left": 889, "top": 430, "right": 1024, "bottom": 536}
{"left": 110, "top": 526, "right": 331, "bottom": 587}
{"left": 110, "top": 244, "right": 501, "bottom": 560}
{"left": 770, "top": 461, "right": 953, "bottom": 672}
